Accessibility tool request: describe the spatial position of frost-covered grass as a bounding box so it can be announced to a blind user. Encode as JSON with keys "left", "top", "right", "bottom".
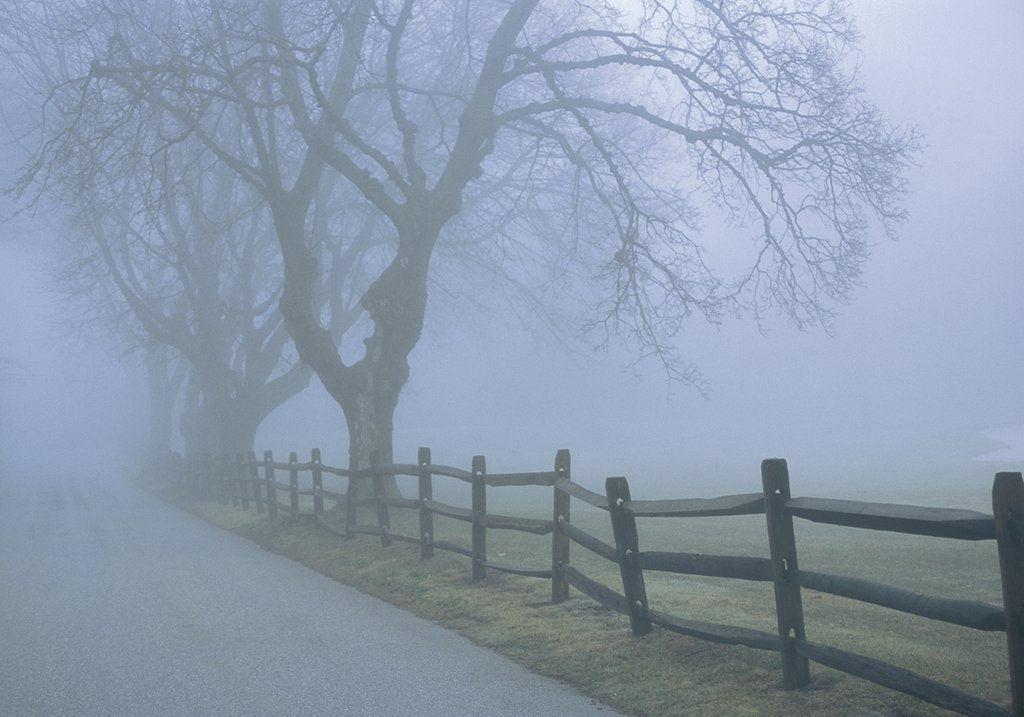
{"left": 173, "top": 487, "right": 1011, "bottom": 717}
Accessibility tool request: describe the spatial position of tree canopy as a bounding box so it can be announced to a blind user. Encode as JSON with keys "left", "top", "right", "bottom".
{"left": 4, "top": 0, "right": 917, "bottom": 469}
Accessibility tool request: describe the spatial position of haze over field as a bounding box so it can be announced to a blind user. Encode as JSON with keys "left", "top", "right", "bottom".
{"left": 0, "top": 0, "right": 1021, "bottom": 500}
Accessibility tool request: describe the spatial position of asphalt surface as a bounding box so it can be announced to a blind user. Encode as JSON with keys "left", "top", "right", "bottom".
{"left": 0, "top": 470, "right": 625, "bottom": 716}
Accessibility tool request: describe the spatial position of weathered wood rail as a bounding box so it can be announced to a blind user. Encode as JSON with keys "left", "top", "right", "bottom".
{"left": 168, "top": 450, "right": 1024, "bottom": 716}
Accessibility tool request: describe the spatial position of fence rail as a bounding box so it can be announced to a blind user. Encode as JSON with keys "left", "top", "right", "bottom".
{"left": 165, "top": 448, "right": 1023, "bottom": 716}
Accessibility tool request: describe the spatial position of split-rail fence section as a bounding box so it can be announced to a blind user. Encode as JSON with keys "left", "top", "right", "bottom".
{"left": 166, "top": 449, "right": 1024, "bottom": 717}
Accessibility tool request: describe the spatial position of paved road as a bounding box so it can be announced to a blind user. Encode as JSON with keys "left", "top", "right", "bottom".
{"left": 0, "top": 470, "right": 624, "bottom": 716}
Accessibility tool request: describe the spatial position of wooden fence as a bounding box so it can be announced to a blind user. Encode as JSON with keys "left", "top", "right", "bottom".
{"left": 166, "top": 449, "right": 1024, "bottom": 717}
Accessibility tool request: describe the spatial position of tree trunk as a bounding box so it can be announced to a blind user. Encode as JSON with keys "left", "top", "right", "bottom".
{"left": 199, "top": 386, "right": 260, "bottom": 457}
{"left": 341, "top": 370, "right": 402, "bottom": 497}
{"left": 272, "top": 183, "right": 446, "bottom": 500}
{"left": 180, "top": 387, "right": 259, "bottom": 459}
{"left": 218, "top": 405, "right": 260, "bottom": 458}
{"left": 180, "top": 402, "right": 218, "bottom": 457}
{"left": 144, "top": 345, "right": 182, "bottom": 459}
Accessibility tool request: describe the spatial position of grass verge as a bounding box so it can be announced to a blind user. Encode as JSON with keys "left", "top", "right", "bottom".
{"left": 159, "top": 484, "right": 1012, "bottom": 717}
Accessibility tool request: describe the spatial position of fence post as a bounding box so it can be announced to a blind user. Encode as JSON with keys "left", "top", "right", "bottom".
{"left": 552, "top": 449, "right": 571, "bottom": 604}
{"left": 371, "top": 452, "right": 392, "bottom": 547}
{"left": 201, "top": 454, "right": 210, "bottom": 498}
{"left": 236, "top": 454, "right": 250, "bottom": 510}
{"left": 288, "top": 452, "right": 300, "bottom": 517}
{"left": 344, "top": 462, "right": 359, "bottom": 537}
{"left": 249, "top": 452, "right": 265, "bottom": 514}
{"left": 199, "top": 454, "right": 213, "bottom": 501}
{"left": 418, "top": 447, "right": 434, "bottom": 560}
{"left": 762, "top": 458, "right": 811, "bottom": 689}
{"left": 311, "top": 448, "right": 323, "bottom": 522}
{"left": 994, "top": 471, "right": 1024, "bottom": 717}
{"left": 222, "top": 454, "right": 232, "bottom": 504}
{"left": 199, "top": 454, "right": 209, "bottom": 498}
{"left": 230, "top": 454, "right": 241, "bottom": 509}
{"left": 207, "top": 455, "right": 218, "bottom": 502}
{"left": 606, "top": 476, "right": 651, "bottom": 636}
{"left": 229, "top": 454, "right": 242, "bottom": 507}
{"left": 219, "top": 452, "right": 229, "bottom": 503}
{"left": 265, "top": 450, "right": 278, "bottom": 519}
{"left": 171, "top": 452, "right": 183, "bottom": 491}
{"left": 219, "top": 454, "right": 234, "bottom": 506}
{"left": 472, "top": 455, "right": 487, "bottom": 581}
{"left": 213, "top": 454, "right": 222, "bottom": 500}
{"left": 197, "top": 454, "right": 205, "bottom": 498}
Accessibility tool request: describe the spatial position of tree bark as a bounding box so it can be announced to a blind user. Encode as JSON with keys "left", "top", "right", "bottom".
{"left": 144, "top": 345, "right": 185, "bottom": 459}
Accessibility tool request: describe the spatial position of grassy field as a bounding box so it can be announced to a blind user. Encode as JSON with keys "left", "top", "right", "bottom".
{"left": 165, "top": 479, "right": 1012, "bottom": 717}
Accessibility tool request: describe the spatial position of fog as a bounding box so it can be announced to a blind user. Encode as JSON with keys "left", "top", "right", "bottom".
{"left": 1, "top": 0, "right": 1022, "bottom": 503}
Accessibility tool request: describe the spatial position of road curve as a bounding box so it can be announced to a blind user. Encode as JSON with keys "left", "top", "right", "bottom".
{"left": 0, "top": 470, "right": 625, "bottom": 716}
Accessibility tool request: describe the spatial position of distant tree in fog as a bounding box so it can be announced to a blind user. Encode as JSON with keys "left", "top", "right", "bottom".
{"left": 59, "top": 138, "right": 382, "bottom": 456}
{"left": 70, "top": 159, "right": 306, "bottom": 456}
{"left": 142, "top": 344, "right": 188, "bottom": 459}
{"left": 0, "top": 3, "right": 382, "bottom": 457}
{"left": 4, "top": 0, "right": 917, "bottom": 478}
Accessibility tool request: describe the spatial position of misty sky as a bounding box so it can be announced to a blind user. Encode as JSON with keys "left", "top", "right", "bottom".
{"left": 1, "top": 0, "right": 1022, "bottom": 499}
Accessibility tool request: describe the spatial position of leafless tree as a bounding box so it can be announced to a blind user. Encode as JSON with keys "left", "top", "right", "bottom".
{"left": 64, "top": 148, "right": 380, "bottom": 456}
{"left": 5, "top": 0, "right": 917, "bottom": 475}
